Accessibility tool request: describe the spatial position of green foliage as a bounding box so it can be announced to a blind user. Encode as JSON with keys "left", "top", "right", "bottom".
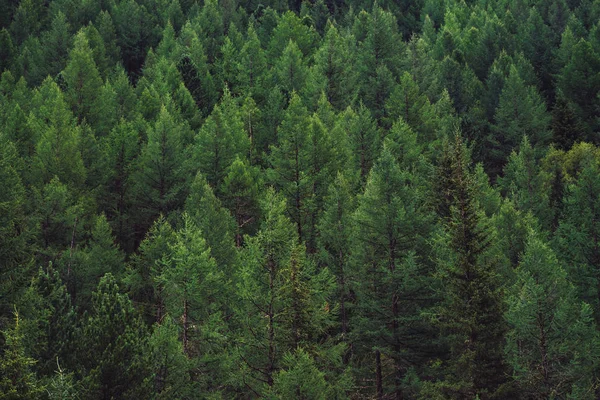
{"left": 4, "top": 1, "right": 600, "bottom": 398}
{"left": 0, "top": 312, "right": 44, "bottom": 399}
{"left": 30, "top": 78, "right": 86, "bottom": 188}
{"left": 222, "top": 157, "right": 262, "bottom": 246}
{"left": 156, "top": 214, "right": 226, "bottom": 360}
{"left": 432, "top": 134, "right": 507, "bottom": 398}
{"left": 499, "top": 136, "right": 552, "bottom": 230}
{"left": 352, "top": 135, "right": 433, "bottom": 398}
{"left": 506, "top": 231, "right": 600, "bottom": 398}
{"left": 20, "top": 264, "right": 76, "bottom": 376}
{"left": 192, "top": 89, "right": 250, "bottom": 193}
{"left": 78, "top": 273, "right": 149, "bottom": 399}
{"left": 0, "top": 136, "right": 28, "bottom": 309}
{"left": 185, "top": 172, "right": 238, "bottom": 277}
{"left": 132, "top": 106, "right": 189, "bottom": 235}
{"left": 235, "top": 189, "right": 337, "bottom": 394}
{"left": 557, "top": 39, "right": 600, "bottom": 136}
{"left": 62, "top": 31, "right": 103, "bottom": 126}
{"left": 313, "top": 22, "right": 357, "bottom": 110}
{"left": 554, "top": 160, "right": 600, "bottom": 313}
{"left": 145, "top": 317, "right": 193, "bottom": 398}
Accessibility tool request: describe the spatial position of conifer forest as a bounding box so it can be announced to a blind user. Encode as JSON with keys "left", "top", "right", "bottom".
{"left": 3, "top": 0, "right": 600, "bottom": 398}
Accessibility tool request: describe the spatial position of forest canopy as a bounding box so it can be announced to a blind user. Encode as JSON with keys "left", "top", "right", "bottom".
{"left": 2, "top": 0, "right": 600, "bottom": 398}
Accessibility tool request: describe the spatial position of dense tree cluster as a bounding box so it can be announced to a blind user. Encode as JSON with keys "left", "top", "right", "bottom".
{"left": 2, "top": 0, "right": 600, "bottom": 398}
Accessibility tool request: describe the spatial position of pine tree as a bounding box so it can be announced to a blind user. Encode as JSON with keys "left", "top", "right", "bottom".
{"left": 62, "top": 30, "right": 103, "bottom": 126}
{"left": 432, "top": 133, "right": 507, "bottom": 398}
{"left": 99, "top": 119, "right": 140, "bottom": 251}
{"left": 196, "top": 0, "right": 225, "bottom": 66}
{"left": 313, "top": 21, "right": 357, "bottom": 110}
{"left": 30, "top": 78, "right": 86, "bottom": 189}
{"left": 222, "top": 157, "right": 262, "bottom": 246}
{"left": 0, "top": 135, "right": 28, "bottom": 315}
{"left": 111, "top": 0, "right": 155, "bottom": 77}
{"left": 192, "top": 89, "right": 250, "bottom": 194}
{"left": 340, "top": 104, "right": 380, "bottom": 183}
{"left": 145, "top": 317, "right": 193, "bottom": 398}
{"left": 268, "top": 93, "right": 313, "bottom": 243}
{"left": 79, "top": 274, "right": 149, "bottom": 399}
{"left": 126, "top": 217, "right": 177, "bottom": 325}
{"left": 499, "top": 136, "right": 552, "bottom": 230}
{"left": 357, "top": 5, "right": 402, "bottom": 121}
{"left": 73, "top": 214, "right": 124, "bottom": 309}
{"left": 506, "top": 231, "right": 600, "bottom": 398}
{"left": 269, "top": 348, "right": 352, "bottom": 399}
{"left": 20, "top": 264, "right": 76, "bottom": 376}
{"left": 267, "top": 11, "right": 319, "bottom": 61}
{"left": 9, "top": 0, "right": 46, "bottom": 46}
{"left": 0, "top": 311, "right": 44, "bottom": 399}
{"left": 33, "top": 177, "right": 82, "bottom": 263}
{"left": 489, "top": 65, "right": 551, "bottom": 174}
{"left": 156, "top": 214, "right": 227, "bottom": 365}
{"left": 96, "top": 11, "right": 120, "bottom": 69}
{"left": 39, "top": 12, "right": 71, "bottom": 79}
{"left": 551, "top": 93, "right": 586, "bottom": 150}
{"left": 237, "top": 23, "right": 267, "bottom": 98}
{"left": 517, "top": 8, "right": 553, "bottom": 96}
{"left": 82, "top": 24, "right": 111, "bottom": 80}
{"left": 177, "top": 22, "right": 217, "bottom": 117}
{"left": 317, "top": 173, "right": 356, "bottom": 349}
{"left": 352, "top": 130, "right": 433, "bottom": 399}
{"left": 132, "top": 106, "right": 189, "bottom": 238}
{"left": 557, "top": 39, "right": 600, "bottom": 136}
{"left": 272, "top": 39, "right": 308, "bottom": 101}
{"left": 554, "top": 161, "right": 600, "bottom": 315}
{"left": 185, "top": 172, "right": 238, "bottom": 276}
{"left": 235, "top": 189, "right": 335, "bottom": 394}
{"left": 385, "top": 71, "right": 430, "bottom": 131}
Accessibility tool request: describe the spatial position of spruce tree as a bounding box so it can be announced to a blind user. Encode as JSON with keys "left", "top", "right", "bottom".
{"left": 432, "top": 133, "right": 507, "bottom": 399}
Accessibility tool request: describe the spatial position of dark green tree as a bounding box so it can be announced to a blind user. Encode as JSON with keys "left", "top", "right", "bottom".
{"left": 78, "top": 274, "right": 149, "bottom": 399}
{"left": 557, "top": 39, "right": 600, "bottom": 136}
{"left": 30, "top": 78, "right": 86, "bottom": 189}
{"left": 235, "top": 189, "right": 335, "bottom": 394}
{"left": 268, "top": 93, "right": 313, "bottom": 243}
{"left": 554, "top": 161, "right": 600, "bottom": 315}
{"left": 352, "top": 127, "right": 433, "bottom": 399}
{"left": 222, "top": 157, "right": 262, "bottom": 246}
{"left": 156, "top": 213, "right": 227, "bottom": 371}
{"left": 499, "top": 136, "right": 552, "bottom": 230}
{"left": 431, "top": 134, "right": 507, "bottom": 399}
{"left": 313, "top": 21, "right": 357, "bottom": 110}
